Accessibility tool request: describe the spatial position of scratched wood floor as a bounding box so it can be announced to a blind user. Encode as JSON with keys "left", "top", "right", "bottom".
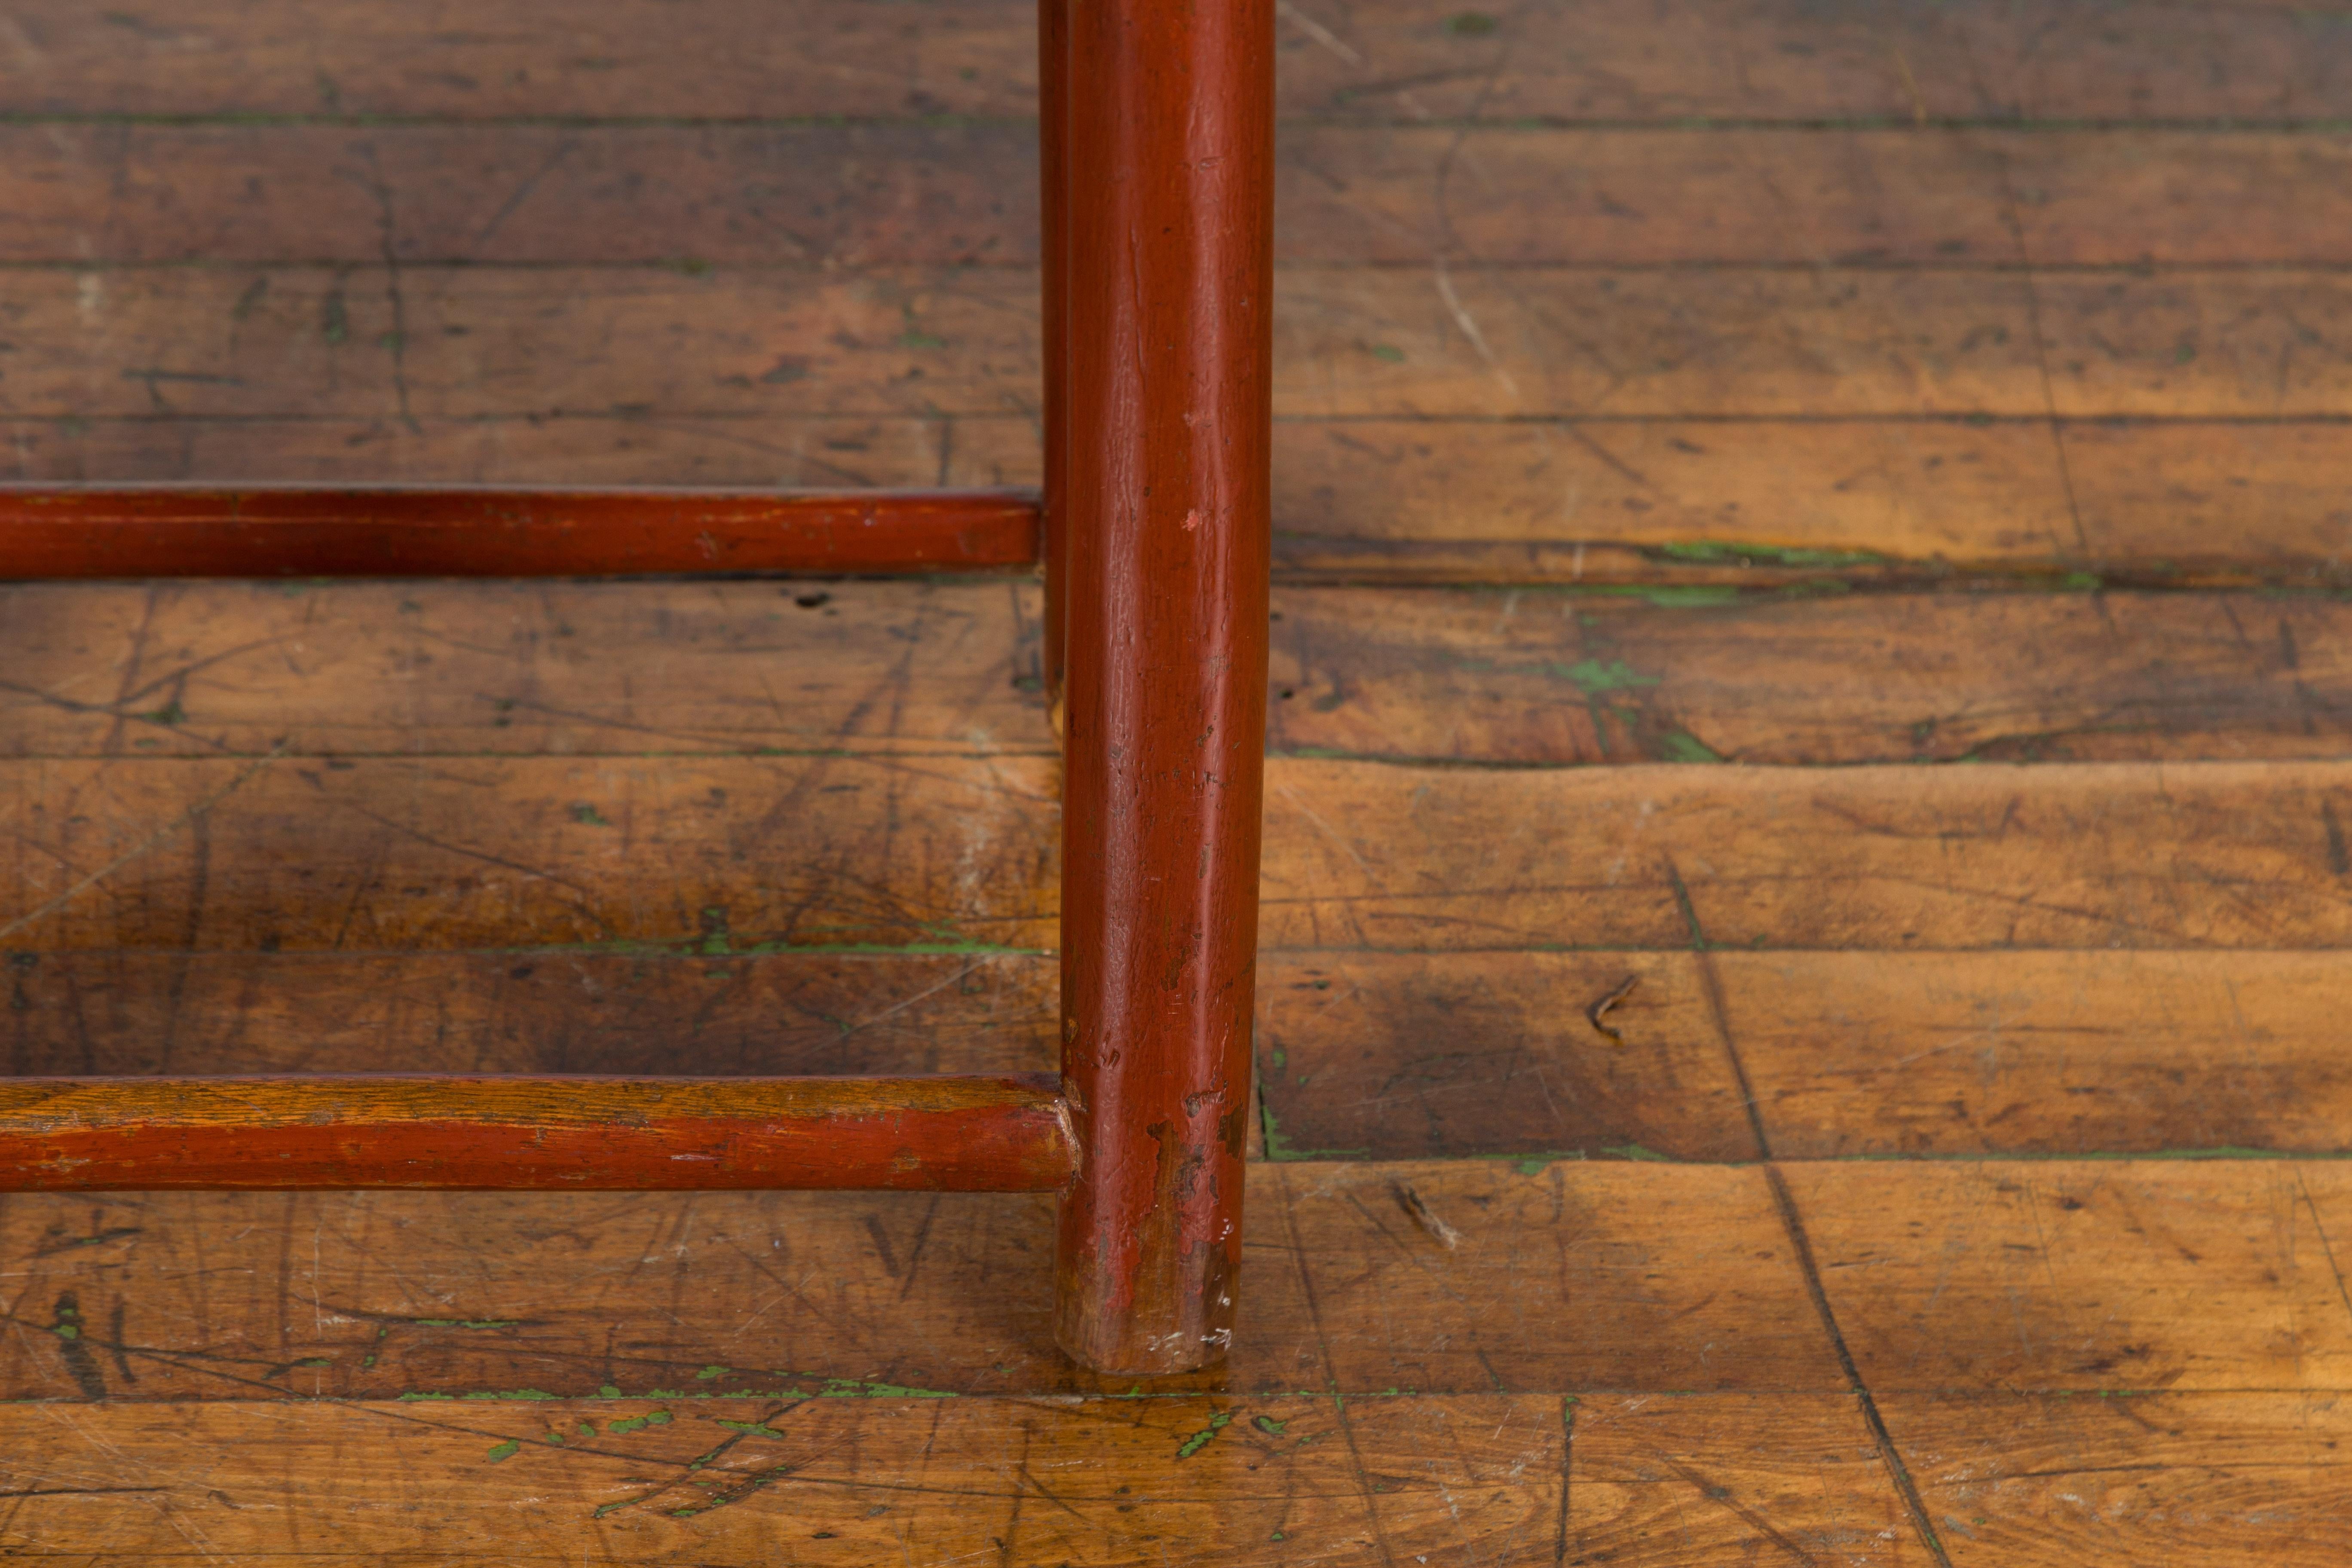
{"left": 6, "top": 0, "right": 2352, "bottom": 1561}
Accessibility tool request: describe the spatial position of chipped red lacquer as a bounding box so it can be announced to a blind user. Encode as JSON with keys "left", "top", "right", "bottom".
{"left": 0, "top": 487, "right": 1039, "bottom": 578}
{"left": 1051, "top": 0, "right": 1277, "bottom": 1374}
{"left": 0, "top": 0, "right": 1274, "bottom": 1380}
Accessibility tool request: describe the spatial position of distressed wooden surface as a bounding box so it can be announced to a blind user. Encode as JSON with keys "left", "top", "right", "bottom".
{"left": 12, "top": 0, "right": 2352, "bottom": 1559}
{"left": 17, "top": 264, "right": 2352, "bottom": 422}
{"left": 1, "top": 1160, "right": 2347, "bottom": 1402}
{"left": 1888, "top": 1392, "right": 2352, "bottom": 1567}
{"left": 7, "top": 1389, "right": 2346, "bottom": 1565}
{"left": 13, "top": 126, "right": 2352, "bottom": 268}
{"left": 6, "top": 0, "right": 2346, "bottom": 123}
{"left": 0, "top": 1161, "right": 1844, "bottom": 1400}
{"left": 0, "top": 1393, "right": 1573, "bottom": 1565}
{"left": 15, "top": 753, "right": 2352, "bottom": 953}
{"left": 24, "top": 579, "right": 2352, "bottom": 765}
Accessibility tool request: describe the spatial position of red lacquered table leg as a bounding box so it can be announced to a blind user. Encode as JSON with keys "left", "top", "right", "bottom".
{"left": 1053, "top": 0, "right": 1277, "bottom": 1374}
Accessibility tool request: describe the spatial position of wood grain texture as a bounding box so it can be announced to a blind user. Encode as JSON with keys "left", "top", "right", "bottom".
{"left": 0, "top": 1162, "right": 1840, "bottom": 1400}
{"left": 0, "top": 1161, "right": 2342, "bottom": 1402}
{"left": 0, "top": 751, "right": 1063, "bottom": 953}
{"left": 1251, "top": 758, "right": 2352, "bottom": 953}
{"left": 1566, "top": 1393, "right": 1937, "bottom": 1568}
{"left": 0, "top": 578, "right": 1055, "bottom": 761}
{"left": 1254, "top": 950, "right": 1755, "bottom": 1161}
{"left": 15, "top": 264, "right": 2352, "bottom": 423}
{"left": 1888, "top": 1391, "right": 2352, "bottom": 1567}
{"left": 1794, "top": 1160, "right": 2352, "bottom": 1393}
{"left": 0, "top": 1073, "right": 1077, "bottom": 1192}
{"left": 5, "top": 0, "right": 2345, "bottom": 123}
{"left": 9, "top": 0, "right": 2350, "bottom": 1554}
{"left": 8, "top": 1390, "right": 2346, "bottom": 1565}
{"left": 0, "top": 1393, "right": 1568, "bottom": 1566}
{"left": 0, "top": 577, "right": 1060, "bottom": 758}
{"left": 12, "top": 126, "right": 2352, "bottom": 267}
{"left": 12, "top": 572, "right": 2352, "bottom": 771}
{"left": 1255, "top": 949, "right": 2352, "bottom": 1163}
{"left": 1267, "top": 586, "right": 2352, "bottom": 766}
{"left": 12, "top": 755, "right": 2352, "bottom": 953}
{"left": 1728, "top": 951, "right": 2352, "bottom": 1159}
{"left": 0, "top": 949, "right": 1060, "bottom": 1078}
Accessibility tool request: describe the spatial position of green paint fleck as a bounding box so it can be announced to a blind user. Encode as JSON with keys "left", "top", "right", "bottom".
{"left": 1631, "top": 585, "right": 1742, "bottom": 607}
{"left": 142, "top": 700, "right": 187, "bottom": 726}
{"left": 52, "top": 1325, "right": 77, "bottom": 1340}
{"left": 486, "top": 1439, "right": 521, "bottom": 1463}
{"left": 299, "top": 1358, "right": 332, "bottom": 1368}
{"left": 1652, "top": 541, "right": 1886, "bottom": 570}
{"left": 649, "top": 1412, "right": 673, "bottom": 1425}
{"left": 412, "top": 1318, "right": 522, "bottom": 1329}
{"left": 593, "top": 1501, "right": 630, "bottom": 1519}
{"left": 819, "top": 1379, "right": 955, "bottom": 1398}
{"left": 543, "top": 1432, "right": 565, "bottom": 1445}
{"left": 1366, "top": 343, "right": 1406, "bottom": 363}
{"left": 1447, "top": 11, "right": 1498, "bottom": 34}
{"left": 695, "top": 1365, "right": 731, "bottom": 1380}
{"left": 1601, "top": 1142, "right": 1673, "bottom": 1162}
{"left": 1657, "top": 731, "right": 1724, "bottom": 763}
{"left": 666, "top": 257, "right": 714, "bottom": 277}
{"left": 900, "top": 329, "right": 947, "bottom": 350}
{"left": 599, "top": 1385, "right": 623, "bottom": 1399}
{"left": 397, "top": 1392, "right": 455, "bottom": 1402}
{"left": 2060, "top": 572, "right": 2103, "bottom": 591}
{"left": 579, "top": 1421, "right": 598, "bottom": 1436}
{"left": 1253, "top": 1415, "right": 1287, "bottom": 1436}
{"left": 1554, "top": 658, "right": 1657, "bottom": 695}
{"left": 1176, "top": 1410, "right": 1233, "bottom": 1458}
{"left": 571, "top": 804, "right": 611, "bottom": 827}
{"left": 716, "top": 1420, "right": 787, "bottom": 1438}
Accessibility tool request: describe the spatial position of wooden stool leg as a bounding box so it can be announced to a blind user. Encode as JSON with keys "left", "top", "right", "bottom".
{"left": 1052, "top": 0, "right": 1277, "bottom": 1375}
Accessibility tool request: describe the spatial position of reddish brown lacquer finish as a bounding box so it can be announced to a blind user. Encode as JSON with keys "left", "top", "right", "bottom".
{"left": 0, "top": 488, "right": 1039, "bottom": 578}
{"left": 1054, "top": 0, "right": 1277, "bottom": 1372}
{"left": 0, "top": 1075, "right": 1077, "bottom": 1191}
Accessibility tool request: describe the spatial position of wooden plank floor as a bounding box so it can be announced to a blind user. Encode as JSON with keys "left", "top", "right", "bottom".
{"left": 6, "top": 1, "right": 2352, "bottom": 1562}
